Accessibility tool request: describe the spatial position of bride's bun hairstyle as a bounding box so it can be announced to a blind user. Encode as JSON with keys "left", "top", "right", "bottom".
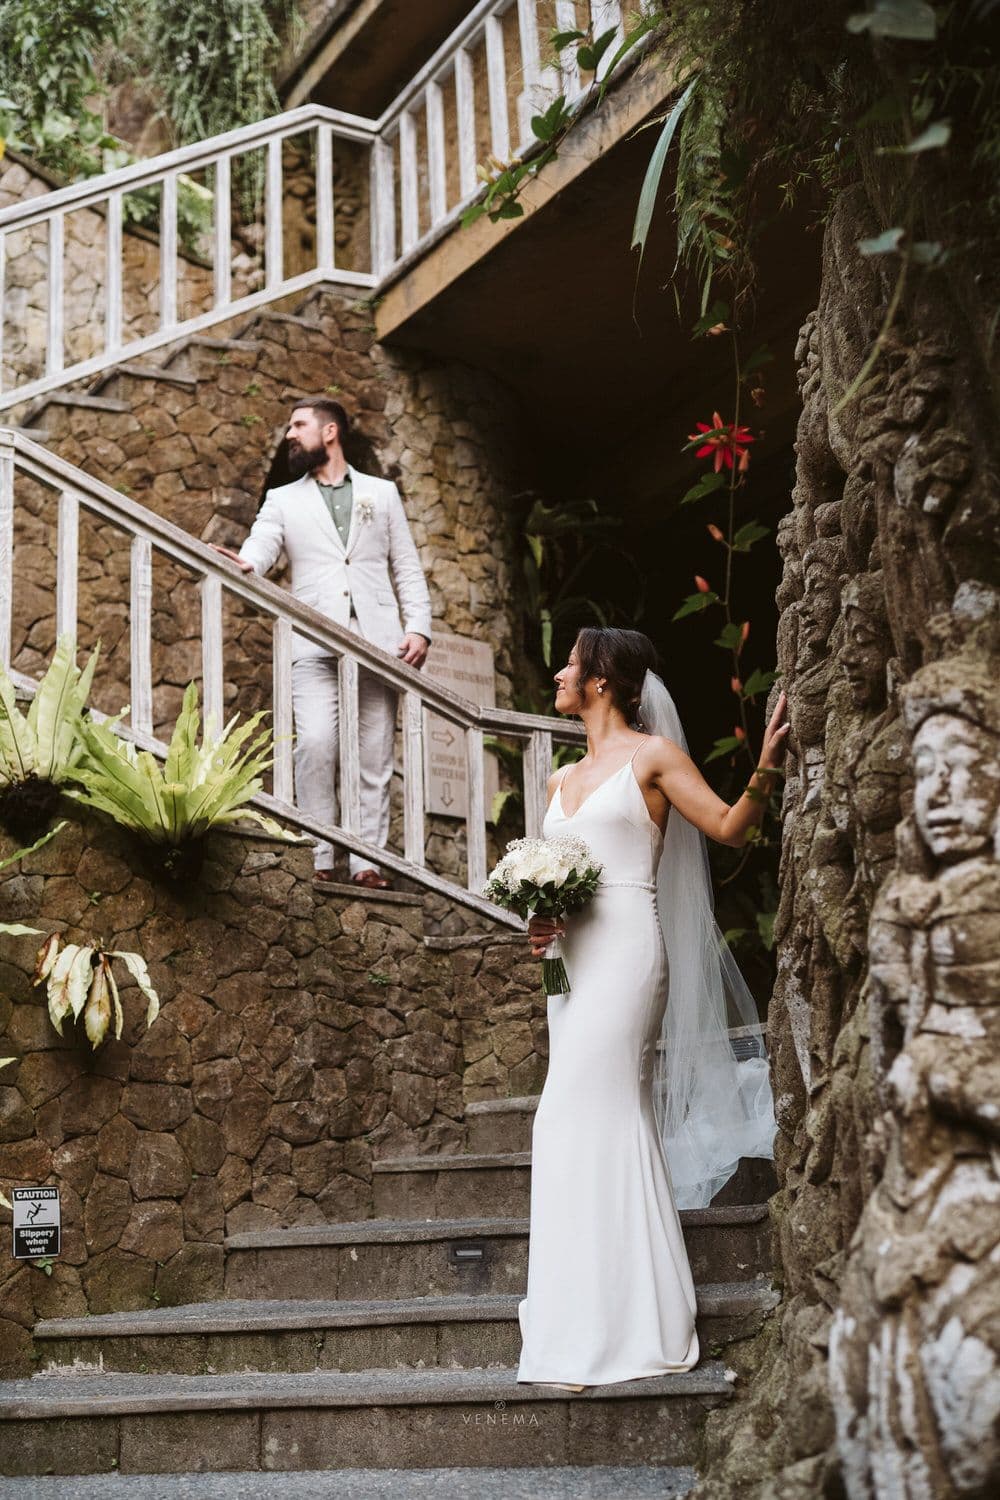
{"left": 574, "top": 627, "right": 660, "bottom": 727}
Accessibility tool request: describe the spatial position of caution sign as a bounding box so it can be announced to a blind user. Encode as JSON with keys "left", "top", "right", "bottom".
{"left": 12, "top": 1186, "right": 60, "bottom": 1259}
{"left": 422, "top": 633, "right": 499, "bottom": 819}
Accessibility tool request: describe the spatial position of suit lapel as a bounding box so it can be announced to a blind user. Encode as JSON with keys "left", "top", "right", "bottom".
{"left": 344, "top": 467, "right": 374, "bottom": 558}
{"left": 305, "top": 475, "right": 346, "bottom": 555}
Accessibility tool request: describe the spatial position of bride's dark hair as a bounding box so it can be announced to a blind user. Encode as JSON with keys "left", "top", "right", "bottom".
{"left": 574, "top": 627, "right": 660, "bottom": 726}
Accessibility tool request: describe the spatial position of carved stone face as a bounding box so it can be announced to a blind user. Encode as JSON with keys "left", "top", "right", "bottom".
{"left": 841, "top": 604, "right": 886, "bottom": 708}
{"left": 912, "top": 714, "right": 1000, "bottom": 863}
{"left": 799, "top": 562, "right": 838, "bottom": 658}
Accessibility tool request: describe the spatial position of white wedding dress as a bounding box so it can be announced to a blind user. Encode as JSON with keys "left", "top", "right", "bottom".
{"left": 517, "top": 749, "right": 699, "bottom": 1385}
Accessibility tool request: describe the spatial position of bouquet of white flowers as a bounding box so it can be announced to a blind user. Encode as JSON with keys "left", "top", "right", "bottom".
{"left": 484, "top": 834, "right": 602, "bottom": 994}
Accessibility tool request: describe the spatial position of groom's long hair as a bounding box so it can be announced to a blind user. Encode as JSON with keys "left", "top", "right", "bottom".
{"left": 574, "top": 627, "right": 660, "bottom": 725}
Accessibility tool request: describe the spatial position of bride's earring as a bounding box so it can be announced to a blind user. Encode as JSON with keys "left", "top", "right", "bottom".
{"left": 597, "top": 683, "right": 605, "bottom": 695}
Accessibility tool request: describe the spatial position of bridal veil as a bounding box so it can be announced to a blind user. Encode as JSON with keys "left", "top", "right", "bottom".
{"left": 639, "top": 669, "right": 776, "bottom": 1208}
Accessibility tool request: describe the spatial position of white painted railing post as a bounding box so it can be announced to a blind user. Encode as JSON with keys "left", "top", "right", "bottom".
{"left": 465, "top": 725, "right": 487, "bottom": 893}
{"left": 56, "top": 491, "right": 80, "bottom": 642}
{"left": 315, "top": 125, "right": 335, "bottom": 272}
{"left": 129, "top": 536, "right": 153, "bottom": 734}
{"left": 272, "top": 616, "right": 294, "bottom": 804}
{"left": 46, "top": 213, "right": 65, "bottom": 377}
{"left": 0, "top": 432, "right": 13, "bottom": 672}
{"left": 516, "top": 0, "right": 543, "bottom": 145}
{"left": 160, "top": 175, "right": 178, "bottom": 331}
{"left": 403, "top": 690, "right": 427, "bottom": 866}
{"left": 105, "top": 194, "right": 123, "bottom": 356}
{"left": 425, "top": 83, "right": 447, "bottom": 226}
{"left": 370, "top": 137, "right": 397, "bottom": 277}
{"left": 399, "top": 113, "right": 419, "bottom": 255}
{"left": 592, "top": 1, "right": 625, "bottom": 80}
{"left": 213, "top": 155, "right": 232, "bottom": 309}
{"left": 266, "top": 136, "right": 284, "bottom": 289}
{"left": 200, "top": 572, "right": 224, "bottom": 732}
{"left": 338, "top": 653, "right": 362, "bottom": 833}
{"left": 556, "top": 1, "right": 582, "bottom": 99}
{"left": 485, "top": 14, "right": 511, "bottom": 164}
{"left": 454, "top": 49, "right": 478, "bottom": 199}
{"left": 524, "top": 728, "right": 553, "bottom": 838}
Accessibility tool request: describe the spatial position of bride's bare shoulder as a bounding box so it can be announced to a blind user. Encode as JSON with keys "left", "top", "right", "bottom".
{"left": 637, "top": 734, "right": 688, "bottom": 766}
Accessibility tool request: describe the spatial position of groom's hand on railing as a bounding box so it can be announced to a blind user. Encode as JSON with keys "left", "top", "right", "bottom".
{"left": 397, "top": 633, "right": 429, "bottom": 668}
{"left": 528, "top": 915, "right": 565, "bottom": 958}
{"left": 209, "top": 543, "right": 255, "bottom": 574}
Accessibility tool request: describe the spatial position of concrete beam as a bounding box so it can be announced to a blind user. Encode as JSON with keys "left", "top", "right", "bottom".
{"left": 374, "top": 56, "right": 681, "bottom": 344}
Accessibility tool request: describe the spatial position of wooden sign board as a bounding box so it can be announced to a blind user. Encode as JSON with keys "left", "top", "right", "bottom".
{"left": 422, "top": 633, "right": 499, "bottom": 818}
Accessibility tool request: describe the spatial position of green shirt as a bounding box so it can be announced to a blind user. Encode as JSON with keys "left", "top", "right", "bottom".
{"left": 317, "top": 476, "right": 353, "bottom": 547}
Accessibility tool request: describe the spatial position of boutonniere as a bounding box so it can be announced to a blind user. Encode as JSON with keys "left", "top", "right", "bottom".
{"left": 358, "top": 499, "right": 375, "bottom": 525}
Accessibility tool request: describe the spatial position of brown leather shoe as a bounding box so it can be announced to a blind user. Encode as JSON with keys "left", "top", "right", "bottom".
{"left": 313, "top": 870, "right": 339, "bottom": 884}
{"left": 352, "top": 869, "right": 391, "bottom": 889}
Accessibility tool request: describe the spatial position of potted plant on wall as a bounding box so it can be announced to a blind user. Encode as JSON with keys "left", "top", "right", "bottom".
{"left": 66, "top": 680, "right": 295, "bottom": 880}
{"left": 0, "top": 636, "right": 99, "bottom": 842}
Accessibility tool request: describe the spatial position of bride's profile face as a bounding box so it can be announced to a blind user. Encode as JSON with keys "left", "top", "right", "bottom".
{"left": 554, "top": 649, "right": 585, "bottom": 714}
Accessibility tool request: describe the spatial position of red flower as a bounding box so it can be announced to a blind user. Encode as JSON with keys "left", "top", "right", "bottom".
{"left": 734, "top": 725, "right": 746, "bottom": 741}
{"left": 731, "top": 676, "right": 742, "bottom": 694}
{"left": 707, "top": 523, "right": 724, "bottom": 542}
{"left": 740, "top": 621, "right": 751, "bottom": 644}
{"left": 688, "top": 411, "right": 756, "bottom": 473}
{"left": 694, "top": 575, "right": 711, "bottom": 593}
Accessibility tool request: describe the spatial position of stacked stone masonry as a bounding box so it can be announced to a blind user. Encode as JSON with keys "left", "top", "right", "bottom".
{"left": 693, "top": 184, "right": 1000, "bottom": 1500}
{"left": 0, "top": 813, "right": 547, "bottom": 1379}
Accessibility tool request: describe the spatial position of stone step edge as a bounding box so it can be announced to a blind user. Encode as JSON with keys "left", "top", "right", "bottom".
{"left": 225, "top": 1205, "right": 769, "bottom": 1252}
{"left": 0, "top": 1467, "right": 700, "bottom": 1499}
{"left": 464, "top": 1096, "right": 539, "bottom": 1117}
{"left": 0, "top": 1363, "right": 732, "bottom": 1418}
{"left": 372, "top": 1153, "right": 532, "bottom": 1174}
{"left": 36, "top": 1283, "right": 778, "bottom": 1341}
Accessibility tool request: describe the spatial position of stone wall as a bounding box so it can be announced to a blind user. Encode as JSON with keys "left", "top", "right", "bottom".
{"left": 695, "top": 185, "right": 1000, "bottom": 1499}
{"left": 0, "top": 811, "right": 546, "bottom": 1379}
{"left": 15, "top": 283, "right": 527, "bottom": 892}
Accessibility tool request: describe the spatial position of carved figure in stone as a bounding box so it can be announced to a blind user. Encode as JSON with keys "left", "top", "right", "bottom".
{"left": 831, "top": 637, "right": 1000, "bottom": 1500}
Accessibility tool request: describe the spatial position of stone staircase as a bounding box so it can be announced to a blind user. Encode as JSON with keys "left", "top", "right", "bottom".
{"left": 0, "top": 1097, "right": 778, "bottom": 1483}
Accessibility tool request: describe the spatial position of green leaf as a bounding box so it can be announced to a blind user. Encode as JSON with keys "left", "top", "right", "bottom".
{"left": 461, "top": 203, "right": 487, "bottom": 228}
{"left": 630, "top": 78, "right": 697, "bottom": 269}
{"left": 492, "top": 200, "right": 525, "bottom": 220}
{"left": 910, "top": 240, "right": 946, "bottom": 266}
{"left": 756, "top": 910, "right": 777, "bottom": 951}
{"left": 858, "top": 226, "right": 905, "bottom": 256}
{"left": 732, "top": 522, "right": 771, "bottom": 551}
{"left": 714, "top": 623, "right": 745, "bottom": 651}
{"left": 742, "top": 345, "right": 774, "bottom": 378}
{"left": 705, "top": 735, "right": 742, "bottom": 763}
{"left": 0, "top": 821, "right": 66, "bottom": 873}
{"left": 882, "top": 120, "right": 951, "bottom": 154}
{"left": 490, "top": 788, "right": 518, "bottom": 826}
{"left": 551, "top": 29, "right": 586, "bottom": 50}
{"left": 673, "top": 591, "right": 718, "bottom": 621}
{"left": 577, "top": 27, "right": 618, "bottom": 73}
{"left": 693, "top": 300, "right": 731, "bottom": 335}
{"left": 847, "top": 2, "right": 937, "bottom": 40}
{"left": 741, "top": 668, "right": 779, "bottom": 699}
{"left": 680, "top": 471, "right": 726, "bottom": 506}
{"left": 111, "top": 950, "right": 160, "bottom": 1029}
{"left": 531, "top": 95, "right": 568, "bottom": 143}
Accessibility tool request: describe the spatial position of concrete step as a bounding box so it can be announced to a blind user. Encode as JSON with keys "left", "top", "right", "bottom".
{"left": 370, "top": 1150, "right": 778, "bottom": 1220}
{"left": 372, "top": 1152, "right": 532, "bottom": 1219}
{"left": 223, "top": 1207, "right": 772, "bottom": 1302}
{"left": 0, "top": 1466, "right": 699, "bottom": 1498}
{"left": 0, "top": 1364, "right": 731, "bottom": 1476}
{"left": 36, "top": 1283, "right": 777, "bottom": 1376}
{"left": 465, "top": 1096, "right": 538, "bottom": 1153}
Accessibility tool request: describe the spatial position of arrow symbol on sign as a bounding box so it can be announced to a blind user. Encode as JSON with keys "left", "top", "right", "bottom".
{"left": 440, "top": 782, "right": 454, "bottom": 807}
{"left": 432, "top": 727, "right": 456, "bottom": 747}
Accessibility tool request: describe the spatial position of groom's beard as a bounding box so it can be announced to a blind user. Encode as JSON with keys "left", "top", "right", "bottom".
{"left": 286, "top": 440, "right": 327, "bottom": 479}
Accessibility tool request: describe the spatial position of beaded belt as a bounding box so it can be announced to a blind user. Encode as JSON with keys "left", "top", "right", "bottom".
{"left": 599, "top": 879, "right": 656, "bottom": 892}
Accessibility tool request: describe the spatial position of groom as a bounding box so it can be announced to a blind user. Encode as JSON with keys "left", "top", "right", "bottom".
{"left": 212, "top": 398, "right": 432, "bottom": 887}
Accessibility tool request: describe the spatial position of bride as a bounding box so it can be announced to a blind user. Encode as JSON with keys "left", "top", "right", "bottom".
{"left": 517, "top": 626, "right": 788, "bottom": 1389}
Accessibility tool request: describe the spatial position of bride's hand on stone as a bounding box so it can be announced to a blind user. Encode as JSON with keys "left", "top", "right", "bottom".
{"left": 759, "top": 691, "right": 790, "bottom": 770}
{"left": 528, "top": 915, "right": 564, "bottom": 957}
